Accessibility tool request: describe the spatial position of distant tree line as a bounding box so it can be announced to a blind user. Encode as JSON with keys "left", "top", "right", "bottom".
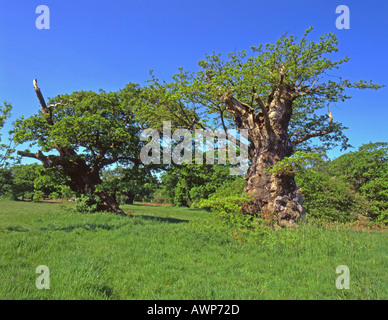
{"left": 0, "top": 139, "right": 387, "bottom": 224}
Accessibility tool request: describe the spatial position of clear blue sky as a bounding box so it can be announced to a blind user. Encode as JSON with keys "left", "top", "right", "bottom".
{"left": 0, "top": 0, "right": 387, "bottom": 160}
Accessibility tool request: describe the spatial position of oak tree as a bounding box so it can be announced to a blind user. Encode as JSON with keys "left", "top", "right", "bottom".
{"left": 14, "top": 80, "right": 144, "bottom": 214}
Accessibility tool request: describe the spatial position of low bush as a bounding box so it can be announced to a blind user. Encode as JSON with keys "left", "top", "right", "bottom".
{"left": 73, "top": 193, "right": 102, "bottom": 214}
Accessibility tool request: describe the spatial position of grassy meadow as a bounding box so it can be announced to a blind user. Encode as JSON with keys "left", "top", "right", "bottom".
{"left": 0, "top": 199, "right": 386, "bottom": 300}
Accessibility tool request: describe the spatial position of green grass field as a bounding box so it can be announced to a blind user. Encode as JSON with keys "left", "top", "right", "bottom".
{"left": 0, "top": 200, "right": 386, "bottom": 300}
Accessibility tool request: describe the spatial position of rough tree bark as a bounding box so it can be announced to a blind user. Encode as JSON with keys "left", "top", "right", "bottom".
{"left": 241, "top": 85, "right": 304, "bottom": 227}
{"left": 17, "top": 80, "right": 125, "bottom": 215}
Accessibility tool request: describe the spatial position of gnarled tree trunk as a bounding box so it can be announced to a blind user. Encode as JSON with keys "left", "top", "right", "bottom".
{"left": 222, "top": 82, "right": 305, "bottom": 226}
{"left": 243, "top": 85, "right": 304, "bottom": 226}
{"left": 243, "top": 141, "right": 304, "bottom": 227}
{"left": 18, "top": 149, "right": 125, "bottom": 215}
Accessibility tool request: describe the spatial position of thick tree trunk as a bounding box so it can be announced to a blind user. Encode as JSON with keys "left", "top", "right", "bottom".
{"left": 18, "top": 150, "right": 125, "bottom": 215}
{"left": 242, "top": 142, "right": 305, "bottom": 227}
{"left": 124, "top": 191, "right": 135, "bottom": 205}
{"left": 63, "top": 164, "right": 125, "bottom": 215}
{"left": 96, "top": 191, "right": 125, "bottom": 214}
{"left": 240, "top": 85, "right": 305, "bottom": 226}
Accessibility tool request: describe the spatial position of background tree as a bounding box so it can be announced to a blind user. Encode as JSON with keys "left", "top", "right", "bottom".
{"left": 14, "top": 80, "right": 144, "bottom": 214}
{"left": 0, "top": 167, "right": 14, "bottom": 199}
{"left": 135, "top": 27, "right": 384, "bottom": 226}
{"left": 295, "top": 160, "right": 369, "bottom": 223}
{"left": 0, "top": 102, "right": 17, "bottom": 168}
{"left": 328, "top": 142, "right": 388, "bottom": 223}
{"left": 9, "top": 164, "right": 40, "bottom": 201}
{"left": 159, "top": 164, "right": 237, "bottom": 206}
{"left": 101, "top": 165, "right": 159, "bottom": 205}
{"left": 33, "top": 166, "right": 74, "bottom": 201}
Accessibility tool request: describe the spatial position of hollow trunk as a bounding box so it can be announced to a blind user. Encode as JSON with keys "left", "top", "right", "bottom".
{"left": 242, "top": 86, "right": 305, "bottom": 226}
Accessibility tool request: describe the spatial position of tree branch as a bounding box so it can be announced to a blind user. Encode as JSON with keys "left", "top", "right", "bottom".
{"left": 33, "top": 79, "right": 48, "bottom": 110}
{"left": 293, "top": 104, "right": 334, "bottom": 145}
{"left": 292, "top": 128, "right": 333, "bottom": 145}
{"left": 253, "top": 90, "right": 273, "bottom": 134}
{"left": 293, "top": 78, "right": 318, "bottom": 100}
{"left": 33, "top": 79, "right": 56, "bottom": 127}
{"left": 219, "top": 109, "right": 228, "bottom": 134}
{"left": 17, "top": 150, "right": 63, "bottom": 168}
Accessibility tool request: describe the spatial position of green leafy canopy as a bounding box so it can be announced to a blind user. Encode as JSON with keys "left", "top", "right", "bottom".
{"left": 13, "top": 84, "right": 143, "bottom": 168}
{"left": 134, "top": 27, "right": 384, "bottom": 153}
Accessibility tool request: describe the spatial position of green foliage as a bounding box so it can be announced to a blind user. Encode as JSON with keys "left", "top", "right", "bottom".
{"left": 328, "top": 142, "right": 388, "bottom": 223}
{"left": 206, "top": 177, "right": 245, "bottom": 199}
{"left": 0, "top": 168, "right": 13, "bottom": 199}
{"left": 266, "top": 151, "right": 324, "bottom": 176}
{"left": 196, "top": 193, "right": 254, "bottom": 227}
{"left": 13, "top": 88, "right": 141, "bottom": 158}
{"left": 0, "top": 102, "right": 11, "bottom": 130}
{"left": 194, "top": 178, "right": 254, "bottom": 228}
{"left": 0, "top": 102, "right": 17, "bottom": 168}
{"left": 292, "top": 142, "right": 388, "bottom": 224}
{"left": 100, "top": 166, "right": 159, "bottom": 205}
{"left": 73, "top": 193, "right": 102, "bottom": 214}
{"left": 33, "top": 166, "right": 74, "bottom": 201}
{"left": 160, "top": 164, "right": 235, "bottom": 206}
{"left": 0, "top": 164, "right": 74, "bottom": 201}
{"left": 134, "top": 27, "right": 383, "bottom": 153}
{"left": 151, "top": 190, "right": 166, "bottom": 204}
{"left": 10, "top": 164, "right": 41, "bottom": 201}
{"left": 296, "top": 169, "right": 368, "bottom": 222}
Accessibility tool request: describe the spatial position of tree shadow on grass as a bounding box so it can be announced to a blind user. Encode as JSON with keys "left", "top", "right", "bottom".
{"left": 2, "top": 215, "right": 188, "bottom": 234}
{"left": 40, "top": 223, "right": 119, "bottom": 232}
{"left": 37, "top": 216, "right": 188, "bottom": 233}
{"left": 133, "top": 215, "right": 189, "bottom": 224}
{"left": 1, "top": 225, "right": 30, "bottom": 232}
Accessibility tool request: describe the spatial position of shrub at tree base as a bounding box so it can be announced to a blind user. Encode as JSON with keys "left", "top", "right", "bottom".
{"left": 73, "top": 193, "right": 102, "bottom": 214}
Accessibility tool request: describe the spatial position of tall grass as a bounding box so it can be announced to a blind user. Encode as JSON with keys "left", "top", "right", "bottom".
{"left": 0, "top": 200, "right": 386, "bottom": 299}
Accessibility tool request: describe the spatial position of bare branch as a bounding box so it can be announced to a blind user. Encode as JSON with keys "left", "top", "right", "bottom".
{"left": 33, "top": 79, "right": 48, "bottom": 111}
{"left": 292, "top": 128, "right": 333, "bottom": 145}
{"left": 205, "top": 69, "right": 213, "bottom": 84}
{"left": 33, "top": 78, "right": 56, "bottom": 127}
{"left": 327, "top": 103, "right": 333, "bottom": 124}
{"left": 47, "top": 99, "right": 75, "bottom": 108}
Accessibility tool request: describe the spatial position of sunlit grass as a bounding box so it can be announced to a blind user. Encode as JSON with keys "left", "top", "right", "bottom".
{"left": 0, "top": 200, "right": 386, "bottom": 299}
